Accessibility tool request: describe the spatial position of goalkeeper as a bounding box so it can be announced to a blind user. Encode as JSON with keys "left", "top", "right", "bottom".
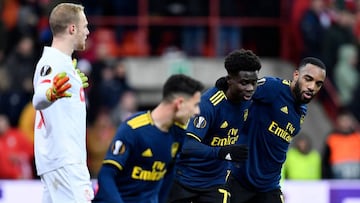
{"left": 32, "top": 3, "right": 93, "bottom": 203}
{"left": 164, "top": 49, "right": 262, "bottom": 203}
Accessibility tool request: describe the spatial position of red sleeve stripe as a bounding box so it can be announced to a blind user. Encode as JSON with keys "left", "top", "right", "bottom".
{"left": 37, "top": 110, "right": 45, "bottom": 129}
{"left": 40, "top": 79, "right": 51, "bottom": 84}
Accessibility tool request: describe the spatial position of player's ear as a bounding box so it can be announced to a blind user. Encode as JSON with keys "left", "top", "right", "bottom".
{"left": 226, "top": 75, "right": 231, "bottom": 84}
{"left": 293, "top": 70, "right": 300, "bottom": 80}
{"left": 69, "top": 24, "right": 76, "bottom": 35}
{"left": 174, "top": 96, "right": 184, "bottom": 110}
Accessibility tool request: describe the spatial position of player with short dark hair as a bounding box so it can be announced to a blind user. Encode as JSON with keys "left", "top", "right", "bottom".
{"left": 93, "top": 74, "right": 204, "bottom": 203}
{"left": 226, "top": 57, "right": 326, "bottom": 203}
{"left": 166, "top": 49, "right": 262, "bottom": 203}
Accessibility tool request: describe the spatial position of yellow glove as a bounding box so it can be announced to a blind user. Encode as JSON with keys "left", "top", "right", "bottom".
{"left": 73, "top": 59, "right": 89, "bottom": 88}
{"left": 46, "top": 72, "right": 72, "bottom": 102}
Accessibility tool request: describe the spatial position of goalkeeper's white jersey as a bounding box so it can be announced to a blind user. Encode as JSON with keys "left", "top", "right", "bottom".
{"left": 32, "top": 47, "right": 87, "bottom": 175}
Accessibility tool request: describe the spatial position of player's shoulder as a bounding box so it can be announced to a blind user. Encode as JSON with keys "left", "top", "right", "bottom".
{"left": 258, "top": 76, "right": 290, "bottom": 88}
{"left": 126, "top": 111, "right": 153, "bottom": 129}
{"left": 201, "top": 87, "right": 227, "bottom": 107}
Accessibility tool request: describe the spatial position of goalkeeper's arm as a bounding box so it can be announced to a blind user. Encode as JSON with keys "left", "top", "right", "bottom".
{"left": 33, "top": 72, "right": 72, "bottom": 110}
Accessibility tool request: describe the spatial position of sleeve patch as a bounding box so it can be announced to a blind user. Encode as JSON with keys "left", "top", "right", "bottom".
{"left": 193, "top": 116, "right": 207, "bottom": 128}
{"left": 111, "top": 140, "right": 126, "bottom": 155}
{"left": 40, "top": 65, "right": 52, "bottom": 76}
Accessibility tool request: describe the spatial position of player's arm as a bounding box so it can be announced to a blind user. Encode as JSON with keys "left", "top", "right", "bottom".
{"left": 94, "top": 124, "right": 132, "bottom": 202}
{"left": 181, "top": 134, "right": 248, "bottom": 161}
{"left": 95, "top": 164, "right": 125, "bottom": 203}
{"left": 181, "top": 133, "right": 219, "bottom": 158}
{"left": 32, "top": 71, "right": 72, "bottom": 110}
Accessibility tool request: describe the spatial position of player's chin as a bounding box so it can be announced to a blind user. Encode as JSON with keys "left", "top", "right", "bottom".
{"left": 302, "top": 93, "right": 313, "bottom": 103}
{"left": 301, "top": 96, "right": 312, "bottom": 104}
{"left": 75, "top": 42, "right": 86, "bottom": 51}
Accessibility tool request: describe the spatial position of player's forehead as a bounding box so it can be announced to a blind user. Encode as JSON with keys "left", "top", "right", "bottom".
{"left": 299, "top": 63, "right": 326, "bottom": 81}
{"left": 231, "top": 70, "right": 258, "bottom": 80}
{"left": 78, "top": 11, "right": 88, "bottom": 24}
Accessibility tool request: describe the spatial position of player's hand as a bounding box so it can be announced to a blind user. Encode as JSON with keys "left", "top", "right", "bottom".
{"left": 46, "top": 72, "right": 72, "bottom": 102}
{"left": 73, "top": 59, "right": 89, "bottom": 88}
{"left": 218, "top": 144, "right": 248, "bottom": 162}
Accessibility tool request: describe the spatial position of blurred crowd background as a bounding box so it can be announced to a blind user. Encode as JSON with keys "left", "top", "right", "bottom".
{"left": 0, "top": 0, "right": 360, "bottom": 182}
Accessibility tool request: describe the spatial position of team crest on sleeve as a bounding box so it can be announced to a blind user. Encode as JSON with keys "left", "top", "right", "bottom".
{"left": 171, "top": 142, "right": 180, "bottom": 158}
{"left": 257, "top": 77, "right": 266, "bottom": 86}
{"left": 244, "top": 109, "right": 248, "bottom": 121}
{"left": 111, "top": 140, "right": 126, "bottom": 155}
{"left": 193, "top": 116, "right": 206, "bottom": 128}
{"left": 40, "top": 65, "right": 52, "bottom": 76}
{"left": 300, "top": 115, "right": 305, "bottom": 125}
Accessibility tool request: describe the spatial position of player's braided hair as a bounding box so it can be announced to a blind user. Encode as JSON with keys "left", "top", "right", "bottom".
{"left": 216, "top": 49, "right": 261, "bottom": 91}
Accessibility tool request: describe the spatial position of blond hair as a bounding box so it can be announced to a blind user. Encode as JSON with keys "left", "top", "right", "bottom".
{"left": 49, "top": 3, "right": 84, "bottom": 36}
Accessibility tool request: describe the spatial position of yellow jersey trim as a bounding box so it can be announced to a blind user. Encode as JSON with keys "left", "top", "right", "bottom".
{"left": 103, "top": 160, "right": 123, "bottom": 171}
{"left": 127, "top": 111, "right": 153, "bottom": 129}
{"left": 210, "top": 91, "right": 226, "bottom": 106}
{"left": 186, "top": 132, "right": 201, "bottom": 142}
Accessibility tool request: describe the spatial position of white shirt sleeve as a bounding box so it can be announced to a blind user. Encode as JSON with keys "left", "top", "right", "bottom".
{"left": 32, "top": 81, "right": 52, "bottom": 110}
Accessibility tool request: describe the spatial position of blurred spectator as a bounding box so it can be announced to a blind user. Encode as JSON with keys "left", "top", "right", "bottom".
{"left": 2, "top": 35, "right": 36, "bottom": 126}
{"left": 4, "top": 35, "right": 36, "bottom": 92}
{"left": 0, "top": 19, "right": 7, "bottom": 64}
{"left": 0, "top": 68, "right": 10, "bottom": 92}
{"left": 0, "top": 114, "right": 34, "bottom": 179}
{"left": 348, "top": 84, "right": 360, "bottom": 122}
{"left": 322, "top": 110, "right": 360, "bottom": 179}
{"left": 216, "top": 26, "right": 242, "bottom": 57}
{"left": 18, "top": 102, "right": 35, "bottom": 144}
{"left": 110, "top": 90, "right": 138, "bottom": 126}
{"left": 288, "top": 0, "right": 311, "bottom": 64}
{"left": 88, "top": 58, "right": 131, "bottom": 124}
{"left": 322, "top": 9, "right": 357, "bottom": 83}
{"left": 5, "top": 0, "right": 41, "bottom": 58}
{"left": 216, "top": 0, "right": 243, "bottom": 57}
{"left": 182, "top": 26, "right": 206, "bottom": 56}
{"left": 282, "top": 134, "right": 322, "bottom": 180}
{"left": 86, "top": 36, "right": 116, "bottom": 124}
{"left": 1, "top": 0, "right": 20, "bottom": 36}
{"left": 0, "top": 90, "right": 32, "bottom": 127}
{"left": 181, "top": 1, "right": 207, "bottom": 56}
{"left": 82, "top": 0, "right": 138, "bottom": 44}
{"left": 98, "top": 59, "right": 131, "bottom": 110}
{"left": 300, "top": 0, "right": 331, "bottom": 59}
{"left": 86, "top": 110, "right": 116, "bottom": 178}
{"left": 333, "top": 44, "right": 359, "bottom": 108}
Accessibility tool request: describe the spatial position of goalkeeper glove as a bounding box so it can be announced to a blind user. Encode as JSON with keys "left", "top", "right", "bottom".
{"left": 218, "top": 144, "right": 248, "bottom": 162}
{"left": 73, "top": 59, "right": 89, "bottom": 88}
{"left": 46, "top": 72, "right": 72, "bottom": 102}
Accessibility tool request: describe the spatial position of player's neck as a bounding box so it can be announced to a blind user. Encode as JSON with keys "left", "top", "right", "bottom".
{"left": 51, "top": 37, "right": 74, "bottom": 56}
{"left": 150, "top": 103, "right": 175, "bottom": 132}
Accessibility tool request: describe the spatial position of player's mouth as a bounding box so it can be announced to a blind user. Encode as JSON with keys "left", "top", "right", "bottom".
{"left": 243, "top": 94, "right": 253, "bottom": 100}
{"left": 303, "top": 92, "right": 313, "bottom": 100}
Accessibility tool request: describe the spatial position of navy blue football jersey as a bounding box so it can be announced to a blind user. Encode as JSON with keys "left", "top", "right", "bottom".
{"left": 175, "top": 87, "right": 251, "bottom": 188}
{"left": 230, "top": 77, "right": 307, "bottom": 192}
{"left": 94, "top": 111, "right": 186, "bottom": 203}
